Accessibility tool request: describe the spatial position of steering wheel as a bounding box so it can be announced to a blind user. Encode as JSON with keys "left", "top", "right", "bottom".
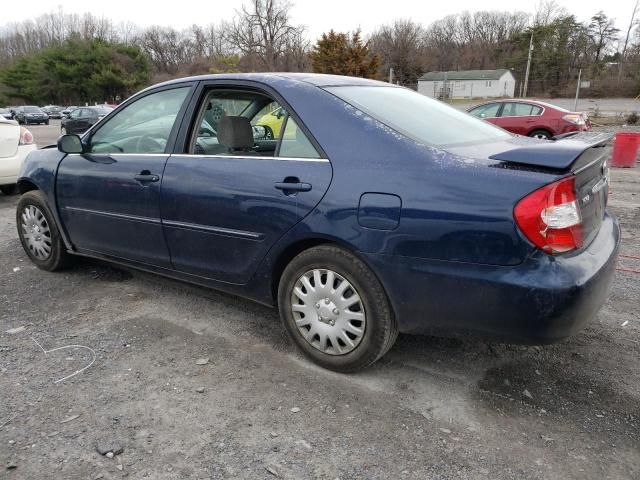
{"left": 134, "top": 135, "right": 165, "bottom": 153}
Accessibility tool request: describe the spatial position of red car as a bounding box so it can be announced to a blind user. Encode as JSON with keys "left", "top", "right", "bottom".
{"left": 467, "top": 100, "right": 590, "bottom": 139}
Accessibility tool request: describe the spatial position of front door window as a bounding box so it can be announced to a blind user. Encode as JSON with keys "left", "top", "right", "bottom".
{"left": 90, "top": 87, "right": 190, "bottom": 154}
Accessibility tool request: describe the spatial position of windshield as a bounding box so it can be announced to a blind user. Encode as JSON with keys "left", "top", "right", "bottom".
{"left": 326, "top": 85, "right": 511, "bottom": 147}
{"left": 24, "top": 106, "right": 41, "bottom": 113}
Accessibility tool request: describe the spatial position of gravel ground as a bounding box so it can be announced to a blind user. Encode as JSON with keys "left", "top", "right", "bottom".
{"left": 0, "top": 125, "right": 639, "bottom": 479}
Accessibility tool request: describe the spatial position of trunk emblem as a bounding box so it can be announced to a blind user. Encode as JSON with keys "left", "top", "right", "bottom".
{"left": 592, "top": 176, "right": 608, "bottom": 194}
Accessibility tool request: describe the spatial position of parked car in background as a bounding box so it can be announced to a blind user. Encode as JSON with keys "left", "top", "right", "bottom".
{"left": 15, "top": 106, "right": 49, "bottom": 125}
{"left": 61, "top": 106, "right": 78, "bottom": 117}
{"left": 0, "top": 108, "right": 12, "bottom": 120}
{"left": 467, "top": 100, "right": 590, "bottom": 139}
{"left": 255, "top": 105, "right": 286, "bottom": 138}
{"left": 42, "top": 105, "right": 64, "bottom": 119}
{"left": 60, "top": 106, "right": 113, "bottom": 134}
{"left": 0, "top": 117, "right": 36, "bottom": 195}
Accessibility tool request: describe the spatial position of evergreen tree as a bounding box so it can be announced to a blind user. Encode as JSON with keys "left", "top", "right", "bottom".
{"left": 310, "top": 30, "right": 379, "bottom": 78}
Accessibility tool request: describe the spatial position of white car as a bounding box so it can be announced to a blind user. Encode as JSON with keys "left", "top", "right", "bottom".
{"left": 0, "top": 117, "right": 36, "bottom": 195}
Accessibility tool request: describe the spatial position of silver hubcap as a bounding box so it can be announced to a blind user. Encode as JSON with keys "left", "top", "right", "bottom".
{"left": 21, "top": 205, "right": 52, "bottom": 260}
{"left": 533, "top": 133, "right": 548, "bottom": 139}
{"left": 290, "top": 269, "right": 366, "bottom": 355}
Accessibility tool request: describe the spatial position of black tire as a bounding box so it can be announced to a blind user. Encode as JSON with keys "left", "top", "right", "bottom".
{"left": 0, "top": 184, "right": 18, "bottom": 195}
{"left": 45, "top": 120, "right": 50, "bottom": 125}
{"left": 528, "top": 129, "right": 552, "bottom": 140}
{"left": 278, "top": 245, "right": 398, "bottom": 372}
{"left": 16, "top": 190, "right": 71, "bottom": 271}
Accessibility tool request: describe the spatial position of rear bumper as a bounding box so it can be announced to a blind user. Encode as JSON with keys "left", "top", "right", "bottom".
{"left": 0, "top": 144, "right": 37, "bottom": 186}
{"left": 363, "top": 213, "right": 620, "bottom": 343}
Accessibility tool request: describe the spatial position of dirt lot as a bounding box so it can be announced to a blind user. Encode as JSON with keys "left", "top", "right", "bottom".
{"left": 1, "top": 124, "right": 639, "bottom": 479}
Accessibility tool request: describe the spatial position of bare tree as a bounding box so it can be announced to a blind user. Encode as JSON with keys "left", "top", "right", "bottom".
{"left": 588, "top": 11, "right": 620, "bottom": 63}
{"left": 370, "top": 20, "right": 427, "bottom": 86}
{"left": 226, "top": 0, "right": 304, "bottom": 71}
{"left": 619, "top": 0, "right": 640, "bottom": 80}
{"left": 533, "top": 0, "right": 566, "bottom": 26}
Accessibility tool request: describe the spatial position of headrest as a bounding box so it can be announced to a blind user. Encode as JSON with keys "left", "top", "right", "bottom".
{"left": 217, "top": 116, "right": 254, "bottom": 150}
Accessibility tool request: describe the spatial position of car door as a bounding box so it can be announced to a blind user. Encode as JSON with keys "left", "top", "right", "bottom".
{"left": 65, "top": 109, "right": 83, "bottom": 134}
{"left": 493, "top": 102, "right": 542, "bottom": 135}
{"left": 76, "top": 109, "right": 99, "bottom": 134}
{"left": 56, "top": 84, "right": 193, "bottom": 267}
{"left": 161, "top": 84, "right": 332, "bottom": 284}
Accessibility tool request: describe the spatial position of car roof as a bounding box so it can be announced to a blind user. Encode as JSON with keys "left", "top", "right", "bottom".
{"left": 470, "top": 99, "right": 572, "bottom": 112}
{"left": 152, "top": 72, "right": 391, "bottom": 90}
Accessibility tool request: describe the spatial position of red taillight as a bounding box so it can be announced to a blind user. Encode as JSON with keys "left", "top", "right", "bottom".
{"left": 562, "top": 113, "right": 586, "bottom": 126}
{"left": 514, "top": 176, "right": 583, "bottom": 254}
{"left": 19, "top": 126, "right": 34, "bottom": 145}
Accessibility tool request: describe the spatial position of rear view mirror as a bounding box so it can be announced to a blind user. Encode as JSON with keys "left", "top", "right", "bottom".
{"left": 58, "top": 134, "right": 84, "bottom": 154}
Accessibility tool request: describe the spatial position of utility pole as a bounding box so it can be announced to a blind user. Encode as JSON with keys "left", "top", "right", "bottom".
{"left": 522, "top": 32, "right": 534, "bottom": 98}
{"left": 389, "top": 67, "right": 394, "bottom": 84}
{"left": 574, "top": 68, "right": 582, "bottom": 112}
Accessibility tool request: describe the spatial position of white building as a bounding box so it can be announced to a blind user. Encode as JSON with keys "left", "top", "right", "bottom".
{"left": 417, "top": 69, "right": 516, "bottom": 100}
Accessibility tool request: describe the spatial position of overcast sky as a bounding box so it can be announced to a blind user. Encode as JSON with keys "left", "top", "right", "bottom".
{"left": 1, "top": 0, "right": 636, "bottom": 41}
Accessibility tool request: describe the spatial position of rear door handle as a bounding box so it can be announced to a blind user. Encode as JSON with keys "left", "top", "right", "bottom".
{"left": 134, "top": 173, "right": 160, "bottom": 183}
{"left": 274, "top": 182, "right": 312, "bottom": 192}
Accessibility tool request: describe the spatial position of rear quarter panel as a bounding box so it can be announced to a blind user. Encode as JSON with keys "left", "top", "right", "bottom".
{"left": 249, "top": 82, "right": 562, "bottom": 303}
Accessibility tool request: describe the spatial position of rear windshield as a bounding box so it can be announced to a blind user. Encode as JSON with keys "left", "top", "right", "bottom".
{"left": 326, "top": 85, "right": 511, "bottom": 147}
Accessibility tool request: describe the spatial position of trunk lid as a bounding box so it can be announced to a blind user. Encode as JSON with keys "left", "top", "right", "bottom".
{"left": 448, "top": 132, "right": 612, "bottom": 252}
{"left": 0, "top": 119, "right": 20, "bottom": 158}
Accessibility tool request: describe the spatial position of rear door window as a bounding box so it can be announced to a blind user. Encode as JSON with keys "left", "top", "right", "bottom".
{"left": 278, "top": 116, "right": 321, "bottom": 159}
{"left": 190, "top": 89, "right": 320, "bottom": 159}
{"left": 501, "top": 103, "right": 543, "bottom": 117}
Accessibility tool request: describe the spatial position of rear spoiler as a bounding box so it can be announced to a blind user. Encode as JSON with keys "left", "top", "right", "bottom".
{"left": 489, "top": 132, "right": 612, "bottom": 170}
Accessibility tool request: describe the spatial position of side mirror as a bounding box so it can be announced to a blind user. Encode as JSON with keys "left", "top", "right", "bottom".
{"left": 252, "top": 125, "right": 268, "bottom": 140}
{"left": 58, "top": 134, "right": 84, "bottom": 154}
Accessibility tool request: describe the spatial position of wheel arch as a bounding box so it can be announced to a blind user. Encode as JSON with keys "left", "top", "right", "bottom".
{"left": 17, "top": 179, "right": 39, "bottom": 194}
{"left": 527, "top": 128, "right": 553, "bottom": 138}
{"left": 268, "top": 236, "right": 397, "bottom": 323}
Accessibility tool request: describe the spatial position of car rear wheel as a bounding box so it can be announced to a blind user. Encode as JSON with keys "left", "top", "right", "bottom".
{"left": 278, "top": 245, "right": 398, "bottom": 372}
{"left": 16, "top": 191, "right": 70, "bottom": 271}
{"left": 529, "top": 129, "right": 552, "bottom": 140}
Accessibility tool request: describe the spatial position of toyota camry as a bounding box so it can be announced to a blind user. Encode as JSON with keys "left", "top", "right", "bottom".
{"left": 15, "top": 73, "right": 619, "bottom": 372}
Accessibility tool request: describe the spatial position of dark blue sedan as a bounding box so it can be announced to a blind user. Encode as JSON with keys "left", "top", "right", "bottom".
{"left": 15, "top": 74, "right": 619, "bottom": 371}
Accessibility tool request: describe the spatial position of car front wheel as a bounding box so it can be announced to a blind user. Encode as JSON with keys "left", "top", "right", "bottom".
{"left": 16, "top": 191, "right": 70, "bottom": 271}
{"left": 278, "top": 245, "right": 398, "bottom": 372}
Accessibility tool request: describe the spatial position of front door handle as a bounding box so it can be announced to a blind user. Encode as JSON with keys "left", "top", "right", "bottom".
{"left": 274, "top": 182, "right": 312, "bottom": 193}
{"left": 134, "top": 172, "right": 160, "bottom": 184}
